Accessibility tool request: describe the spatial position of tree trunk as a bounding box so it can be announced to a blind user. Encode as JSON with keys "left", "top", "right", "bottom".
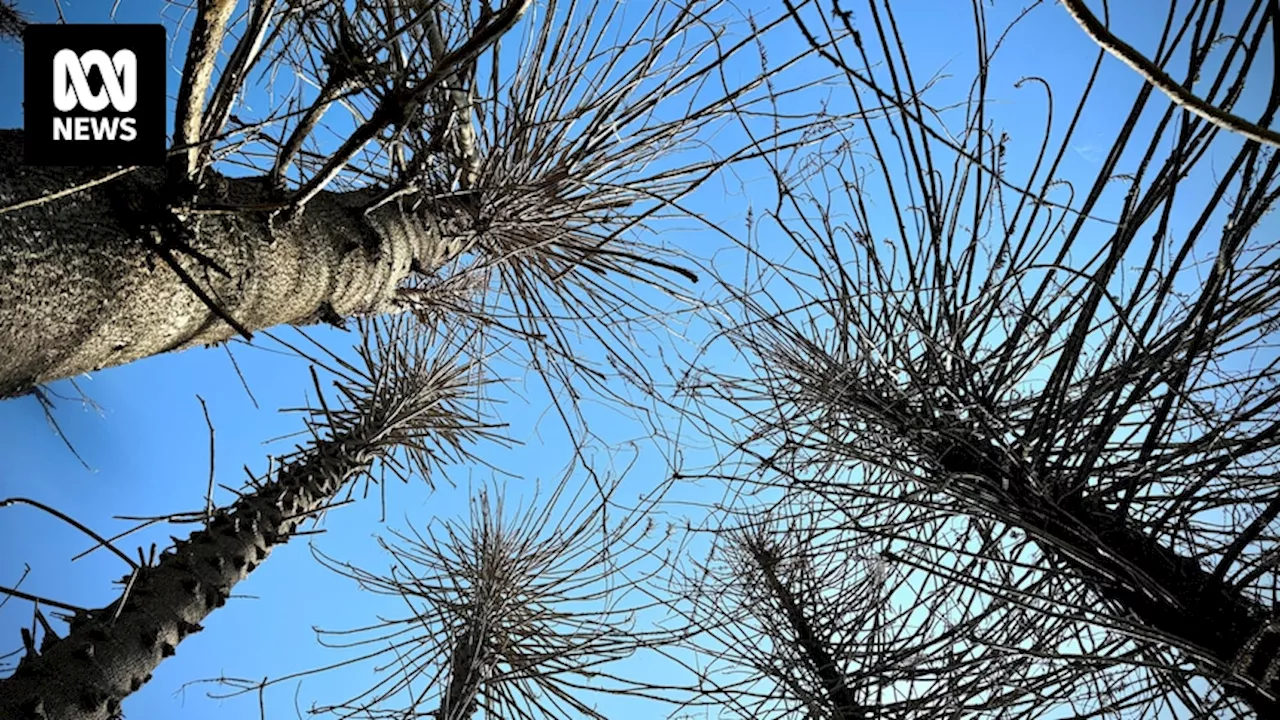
{"left": 751, "top": 547, "right": 866, "bottom": 720}
{"left": 937, "top": 441, "right": 1280, "bottom": 715}
{"left": 438, "top": 622, "right": 489, "bottom": 720}
{"left": 0, "top": 430, "right": 376, "bottom": 720}
{"left": 0, "top": 129, "right": 468, "bottom": 398}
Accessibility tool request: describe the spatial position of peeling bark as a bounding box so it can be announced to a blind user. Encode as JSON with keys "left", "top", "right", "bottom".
{"left": 0, "top": 431, "right": 376, "bottom": 720}
{"left": 938, "top": 441, "right": 1280, "bottom": 714}
{"left": 0, "top": 129, "right": 468, "bottom": 398}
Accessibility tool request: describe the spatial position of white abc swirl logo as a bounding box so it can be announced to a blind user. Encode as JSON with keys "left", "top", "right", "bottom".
{"left": 52, "top": 49, "right": 137, "bottom": 113}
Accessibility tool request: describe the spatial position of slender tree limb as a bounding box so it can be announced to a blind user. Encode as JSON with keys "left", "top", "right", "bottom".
{"left": 420, "top": 5, "right": 480, "bottom": 189}
{"left": 197, "top": 0, "right": 278, "bottom": 173}
{"left": 0, "top": 498, "right": 138, "bottom": 570}
{"left": 0, "top": 586, "right": 86, "bottom": 615}
{"left": 747, "top": 539, "right": 867, "bottom": 720}
{"left": 269, "top": 74, "right": 356, "bottom": 190}
{"left": 170, "top": 0, "right": 240, "bottom": 191}
{"left": 0, "top": 166, "right": 140, "bottom": 217}
{"left": 1061, "top": 0, "right": 1280, "bottom": 147}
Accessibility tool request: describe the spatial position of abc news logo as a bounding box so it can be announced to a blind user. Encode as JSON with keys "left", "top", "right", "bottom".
{"left": 53, "top": 49, "right": 140, "bottom": 141}
{"left": 24, "top": 25, "right": 165, "bottom": 166}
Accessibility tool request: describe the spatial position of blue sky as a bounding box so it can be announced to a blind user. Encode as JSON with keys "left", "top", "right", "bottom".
{"left": 1, "top": 0, "right": 1275, "bottom": 718}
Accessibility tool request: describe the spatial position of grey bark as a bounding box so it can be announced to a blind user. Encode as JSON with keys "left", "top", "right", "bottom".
{"left": 0, "top": 129, "right": 467, "bottom": 398}
{"left": 0, "top": 430, "right": 376, "bottom": 720}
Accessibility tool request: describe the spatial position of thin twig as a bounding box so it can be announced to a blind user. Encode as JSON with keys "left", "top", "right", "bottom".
{"left": 198, "top": 395, "right": 217, "bottom": 523}
{"left": 223, "top": 343, "right": 260, "bottom": 409}
{"left": 0, "top": 585, "right": 87, "bottom": 614}
{"left": 0, "top": 165, "right": 140, "bottom": 217}
{"left": 0, "top": 565, "right": 30, "bottom": 613}
{"left": 0, "top": 498, "right": 137, "bottom": 569}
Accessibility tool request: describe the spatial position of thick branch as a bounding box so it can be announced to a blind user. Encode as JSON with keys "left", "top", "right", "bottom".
{"left": 170, "top": 0, "right": 240, "bottom": 189}
{"left": 751, "top": 548, "right": 867, "bottom": 720}
{"left": 421, "top": 6, "right": 480, "bottom": 189}
{"left": 198, "top": 0, "right": 278, "bottom": 172}
{"left": 937, "top": 441, "right": 1280, "bottom": 713}
{"left": 439, "top": 623, "right": 489, "bottom": 720}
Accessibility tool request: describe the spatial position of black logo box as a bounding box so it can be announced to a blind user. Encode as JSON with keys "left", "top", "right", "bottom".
{"left": 24, "top": 24, "right": 166, "bottom": 167}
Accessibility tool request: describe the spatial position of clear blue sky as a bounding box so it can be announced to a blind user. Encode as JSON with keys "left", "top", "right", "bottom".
{"left": 0, "top": 0, "right": 1272, "bottom": 718}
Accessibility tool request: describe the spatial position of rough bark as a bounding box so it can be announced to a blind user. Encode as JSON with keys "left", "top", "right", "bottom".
{"left": 0, "top": 129, "right": 468, "bottom": 398}
{"left": 0, "top": 431, "right": 376, "bottom": 720}
{"left": 938, "top": 441, "right": 1280, "bottom": 714}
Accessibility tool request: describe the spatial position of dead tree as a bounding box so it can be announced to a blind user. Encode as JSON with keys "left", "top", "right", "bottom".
{"left": 0, "top": 317, "right": 497, "bottom": 720}
{"left": 678, "top": 0, "right": 1280, "bottom": 716}
{"left": 663, "top": 495, "right": 1170, "bottom": 719}
{"left": 0, "top": 2, "right": 817, "bottom": 716}
{"left": 203, "top": 476, "right": 671, "bottom": 720}
{"left": 685, "top": 516, "right": 872, "bottom": 720}
{"left": 0, "top": 0, "right": 523, "bottom": 397}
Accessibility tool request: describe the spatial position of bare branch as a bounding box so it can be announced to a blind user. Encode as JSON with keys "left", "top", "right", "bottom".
{"left": 287, "top": 0, "right": 533, "bottom": 211}
{"left": 1061, "top": 0, "right": 1280, "bottom": 148}
{"left": 170, "top": 0, "right": 240, "bottom": 191}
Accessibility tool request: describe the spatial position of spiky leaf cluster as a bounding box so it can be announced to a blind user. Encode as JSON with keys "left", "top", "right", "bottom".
{"left": 305, "top": 477, "right": 671, "bottom": 719}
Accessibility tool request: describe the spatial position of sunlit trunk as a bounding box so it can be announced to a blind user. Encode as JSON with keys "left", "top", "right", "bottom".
{"left": 0, "top": 129, "right": 466, "bottom": 398}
